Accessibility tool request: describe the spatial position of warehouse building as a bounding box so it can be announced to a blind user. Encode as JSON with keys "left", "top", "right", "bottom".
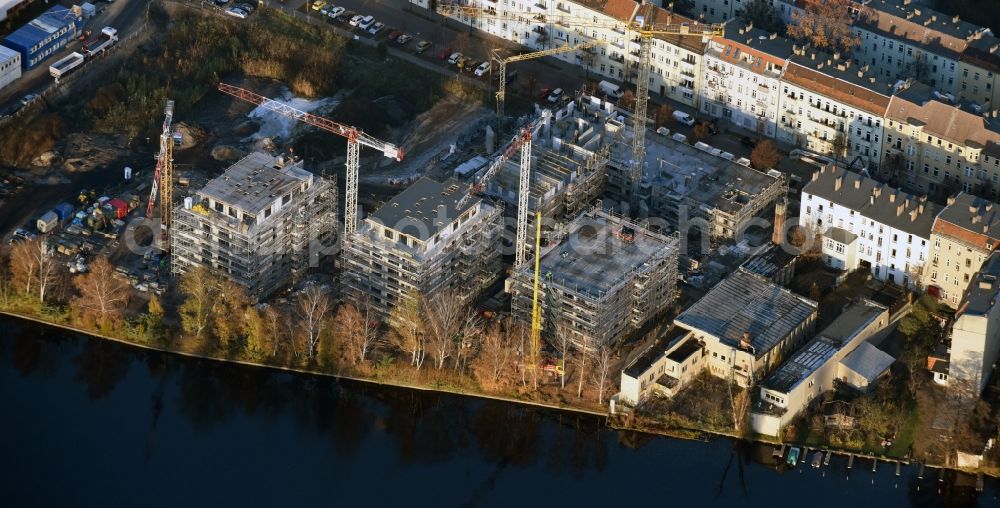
{"left": 171, "top": 152, "right": 338, "bottom": 300}
{"left": 0, "top": 45, "right": 20, "bottom": 90}
{"left": 509, "top": 207, "right": 680, "bottom": 351}
{"left": 2, "top": 5, "right": 79, "bottom": 69}
{"left": 342, "top": 176, "right": 504, "bottom": 320}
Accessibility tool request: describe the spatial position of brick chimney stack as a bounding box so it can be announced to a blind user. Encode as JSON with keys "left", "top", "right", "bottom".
{"left": 772, "top": 197, "right": 788, "bottom": 246}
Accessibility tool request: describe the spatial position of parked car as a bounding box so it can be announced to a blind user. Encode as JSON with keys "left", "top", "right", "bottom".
{"left": 672, "top": 110, "right": 696, "bottom": 126}
{"left": 213, "top": 0, "right": 230, "bottom": 5}
{"left": 319, "top": 4, "right": 332, "bottom": 15}
{"left": 474, "top": 61, "right": 491, "bottom": 77}
{"left": 447, "top": 52, "right": 462, "bottom": 65}
{"left": 387, "top": 30, "right": 403, "bottom": 41}
{"left": 19, "top": 93, "right": 38, "bottom": 107}
{"left": 546, "top": 87, "right": 563, "bottom": 103}
{"left": 396, "top": 34, "right": 412, "bottom": 45}
{"left": 741, "top": 136, "right": 757, "bottom": 149}
{"left": 337, "top": 9, "right": 354, "bottom": 22}
{"left": 224, "top": 7, "right": 247, "bottom": 18}
{"left": 368, "top": 22, "right": 385, "bottom": 35}
{"left": 437, "top": 47, "right": 453, "bottom": 60}
{"left": 310, "top": 0, "right": 326, "bottom": 11}
{"left": 463, "top": 59, "right": 478, "bottom": 72}
{"left": 348, "top": 14, "right": 364, "bottom": 26}
{"left": 415, "top": 40, "right": 431, "bottom": 53}
{"left": 357, "top": 15, "right": 375, "bottom": 30}
{"left": 235, "top": 2, "right": 254, "bottom": 13}
{"left": 327, "top": 6, "right": 344, "bottom": 18}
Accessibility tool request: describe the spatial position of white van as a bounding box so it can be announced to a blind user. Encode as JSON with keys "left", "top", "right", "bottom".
{"left": 598, "top": 80, "right": 623, "bottom": 99}
{"left": 673, "top": 110, "right": 696, "bottom": 126}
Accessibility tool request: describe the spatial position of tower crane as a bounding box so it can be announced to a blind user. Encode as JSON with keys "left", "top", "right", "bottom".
{"left": 491, "top": 41, "right": 606, "bottom": 134}
{"left": 437, "top": 3, "right": 723, "bottom": 211}
{"left": 146, "top": 99, "right": 175, "bottom": 248}
{"left": 217, "top": 83, "right": 402, "bottom": 235}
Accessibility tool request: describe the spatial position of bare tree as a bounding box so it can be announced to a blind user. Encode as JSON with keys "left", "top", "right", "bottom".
{"left": 786, "top": 0, "right": 861, "bottom": 53}
{"left": 472, "top": 319, "right": 515, "bottom": 391}
{"left": 556, "top": 321, "right": 573, "bottom": 390}
{"left": 70, "top": 256, "right": 131, "bottom": 328}
{"left": 178, "top": 265, "right": 218, "bottom": 340}
{"left": 390, "top": 290, "right": 427, "bottom": 370}
{"left": 337, "top": 297, "right": 381, "bottom": 366}
{"left": 423, "top": 292, "right": 462, "bottom": 370}
{"left": 592, "top": 344, "right": 614, "bottom": 405}
{"left": 730, "top": 382, "right": 752, "bottom": 436}
{"left": 575, "top": 340, "right": 591, "bottom": 399}
{"left": 297, "top": 285, "right": 332, "bottom": 360}
{"left": 9, "top": 238, "right": 59, "bottom": 304}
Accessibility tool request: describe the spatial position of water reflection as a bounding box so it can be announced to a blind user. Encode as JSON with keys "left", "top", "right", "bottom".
{"left": 0, "top": 316, "right": 996, "bottom": 507}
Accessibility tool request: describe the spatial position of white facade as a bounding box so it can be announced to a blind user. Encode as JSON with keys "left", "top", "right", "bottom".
{"left": 0, "top": 46, "right": 20, "bottom": 91}
{"left": 949, "top": 252, "right": 1000, "bottom": 396}
{"left": 800, "top": 165, "right": 937, "bottom": 288}
{"left": 821, "top": 227, "right": 859, "bottom": 271}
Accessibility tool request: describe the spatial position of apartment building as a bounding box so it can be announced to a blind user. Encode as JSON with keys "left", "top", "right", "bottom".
{"left": 958, "top": 34, "right": 1000, "bottom": 109}
{"left": 800, "top": 164, "right": 939, "bottom": 288}
{"left": 777, "top": 48, "right": 895, "bottom": 170}
{"left": 881, "top": 83, "right": 1000, "bottom": 200}
{"left": 342, "top": 177, "right": 504, "bottom": 319}
{"left": 683, "top": 0, "right": 805, "bottom": 24}
{"left": 171, "top": 152, "right": 337, "bottom": 299}
{"left": 948, "top": 251, "right": 1000, "bottom": 396}
{"left": 509, "top": 208, "right": 680, "bottom": 351}
{"left": 700, "top": 20, "right": 794, "bottom": 138}
{"left": 750, "top": 300, "right": 892, "bottom": 437}
{"left": 923, "top": 193, "right": 1000, "bottom": 308}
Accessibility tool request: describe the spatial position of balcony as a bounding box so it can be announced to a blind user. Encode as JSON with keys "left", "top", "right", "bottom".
{"left": 680, "top": 68, "right": 696, "bottom": 78}
{"left": 556, "top": 2, "right": 570, "bottom": 12}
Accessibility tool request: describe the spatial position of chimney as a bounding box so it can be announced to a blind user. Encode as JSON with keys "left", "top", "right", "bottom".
{"left": 854, "top": 178, "right": 861, "bottom": 189}
{"left": 906, "top": 12, "right": 914, "bottom": 20}
{"left": 953, "top": 14, "right": 960, "bottom": 24}
{"left": 947, "top": 195, "right": 957, "bottom": 205}
{"left": 835, "top": 175, "right": 844, "bottom": 191}
{"left": 918, "top": 203, "right": 925, "bottom": 214}
{"left": 770, "top": 32, "right": 777, "bottom": 40}
{"left": 772, "top": 197, "right": 787, "bottom": 246}
{"left": 970, "top": 204, "right": 978, "bottom": 214}
{"left": 914, "top": 9, "right": 922, "bottom": 17}
{"left": 812, "top": 170, "right": 819, "bottom": 181}
{"left": 827, "top": 58, "right": 832, "bottom": 67}
{"left": 910, "top": 209, "right": 918, "bottom": 221}
{"left": 811, "top": 52, "right": 816, "bottom": 60}
{"left": 985, "top": 224, "right": 991, "bottom": 234}
{"left": 858, "top": 70, "right": 864, "bottom": 78}
{"left": 833, "top": 52, "right": 840, "bottom": 61}
{"left": 897, "top": 203, "right": 905, "bottom": 216}
{"left": 890, "top": 192, "right": 897, "bottom": 203}
{"left": 870, "top": 195, "right": 875, "bottom": 206}
{"left": 972, "top": 214, "right": 982, "bottom": 224}
{"left": 874, "top": 186, "right": 882, "bottom": 198}
{"left": 979, "top": 279, "right": 994, "bottom": 290}
{"left": 740, "top": 331, "right": 752, "bottom": 350}
{"left": 905, "top": 197, "right": 911, "bottom": 209}
{"left": 739, "top": 27, "right": 745, "bottom": 35}
{"left": 987, "top": 203, "right": 994, "bottom": 212}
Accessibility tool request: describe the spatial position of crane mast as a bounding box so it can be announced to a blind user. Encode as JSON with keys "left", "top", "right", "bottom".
{"left": 146, "top": 99, "right": 175, "bottom": 231}
{"left": 630, "top": 26, "right": 652, "bottom": 212}
{"left": 216, "top": 83, "right": 402, "bottom": 236}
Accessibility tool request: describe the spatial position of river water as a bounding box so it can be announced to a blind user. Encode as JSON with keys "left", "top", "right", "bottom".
{"left": 0, "top": 316, "right": 996, "bottom": 507}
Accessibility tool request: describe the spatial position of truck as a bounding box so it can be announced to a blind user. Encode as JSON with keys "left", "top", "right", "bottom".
{"left": 598, "top": 80, "right": 623, "bottom": 99}
{"left": 80, "top": 27, "right": 119, "bottom": 59}
{"left": 36, "top": 211, "right": 59, "bottom": 233}
{"left": 49, "top": 52, "right": 85, "bottom": 78}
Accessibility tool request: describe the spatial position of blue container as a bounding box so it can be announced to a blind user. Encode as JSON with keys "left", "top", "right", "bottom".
{"left": 54, "top": 202, "right": 74, "bottom": 220}
{"left": 2, "top": 6, "right": 80, "bottom": 70}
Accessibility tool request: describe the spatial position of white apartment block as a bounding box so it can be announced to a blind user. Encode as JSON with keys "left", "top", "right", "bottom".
{"left": 777, "top": 48, "right": 894, "bottom": 170}
{"left": 800, "top": 165, "right": 939, "bottom": 288}
{"left": 0, "top": 45, "right": 20, "bottom": 91}
{"left": 948, "top": 251, "right": 1000, "bottom": 397}
{"left": 700, "top": 20, "right": 793, "bottom": 138}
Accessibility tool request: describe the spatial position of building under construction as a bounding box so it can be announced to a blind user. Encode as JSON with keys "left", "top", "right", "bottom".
{"left": 604, "top": 112, "right": 786, "bottom": 241}
{"left": 509, "top": 207, "right": 680, "bottom": 350}
{"left": 482, "top": 109, "right": 618, "bottom": 231}
{"left": 342, "top": 176, "right": 504, "bottom": 318}
{"left": 171, "top": 152, "right": 337, "bottom": 299}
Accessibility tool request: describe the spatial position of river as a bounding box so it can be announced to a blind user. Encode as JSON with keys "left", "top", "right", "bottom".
{"left": 0, "top": 316, "right": 996, "bottom": 507}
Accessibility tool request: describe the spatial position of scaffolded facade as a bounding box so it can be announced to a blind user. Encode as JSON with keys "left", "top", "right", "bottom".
{"left": 510, "top": 207, "right": 680, "bottom": 350}
{"left": 342, "top": 177, "right": 504, "bottom": 319}
{"left": 171, "top": 152, "right": 337, "bottom": 299}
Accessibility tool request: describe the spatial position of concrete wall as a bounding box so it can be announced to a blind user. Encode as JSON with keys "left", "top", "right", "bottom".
{"left": 951, "top": 304, "right": 1000, "bottom": 395}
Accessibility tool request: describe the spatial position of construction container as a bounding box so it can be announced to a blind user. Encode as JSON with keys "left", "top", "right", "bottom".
{"left": 0, "top": 46, "right": 21, "bottom": 91}
{"left": 107, "top": 198, "right": 128, "bottom": 219}
{"left": 2, "top": 6, "right": 80, "bottom": 70}
{"left": 53, "top": 202, "right": 74, "bottom": 220}
{"left": 36, "top": 211, "right": 58, "bottom": 233}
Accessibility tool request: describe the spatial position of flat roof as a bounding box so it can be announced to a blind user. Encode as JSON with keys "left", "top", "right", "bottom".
{"left": 198, "top": 152, "right": 312, "bottom": 216}
{"left": 675, "top": 268, "right": 817, "bottom": 358}
{"left": 632, "top": 131, "right": 783, "bottom": 215}
{"left": 536, "top": 210, "right": 678, "bottom": 300}
{"left": 761, "top": 301, "right": 887, "bottom": 392}
{"left": 0, "top": 45, "right": 18, "bottom": 63}
{"left": 3, "top": 5, "right": 75, "bottom": 49}
{"left": 623, "top": 325, "right": 688, "bottom": 378}
{"left": 802, "top": 165, "right": 939, "bottom": 237}
{"left": 959, "top": 251, "right": 1000, "bottom": 316}
{"left": 666, "top": 337, "right": 703, "bottom": 363}
{"left": 370, "top": 177, "right": 479, "bottom": 240}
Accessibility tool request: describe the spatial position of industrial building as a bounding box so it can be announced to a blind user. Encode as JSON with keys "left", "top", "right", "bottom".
{"left": 750, "top": 301, "right": 893, "bottom": 437}
{"left": 2, "top": 5, "right": 79, "bottom": 69}
{"left": 607, "top": 123, "right": 787, "bottom": 241}
{"left": 342, "top": 176, "right": 504, "bottom": 319}
{"left": 171, "top": 152, "right": 337, "bottom": 300}
{"left": 509, "top": 207, "right": 679, "bottom": 351}
{"left": 0, "top": 45, "right": 20, "bottom": 90}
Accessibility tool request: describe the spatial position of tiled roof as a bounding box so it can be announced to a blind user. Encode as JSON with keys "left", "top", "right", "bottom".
{"left": 708, "top": 19, "right": 794, "bottom": 74}
{"left": 887, "top": 84, "right": 1000, "bottom": 156}
{"left": 857, "top": 0, "right": 988, "bottom": 57}
{"left": 933, "top": 192, "right": 1000, "bottom": 250}
{"left": 601, "top": 0, "right": 638, "bottom": 23}
{"left": 782, "top": 52, "right": 894, "bottom": 117}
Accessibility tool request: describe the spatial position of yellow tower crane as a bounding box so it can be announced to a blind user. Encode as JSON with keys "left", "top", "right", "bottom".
{"left": 437, "top": 3, "right": 723, "bottom": 212}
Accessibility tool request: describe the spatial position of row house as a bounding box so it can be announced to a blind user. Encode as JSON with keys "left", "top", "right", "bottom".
{"left": 682, "top": 0, "right": 805, "bottom": 25}
{"left": 700, "top": 20, "right": 794, "bottom": 138}
{"left": 800, "top": 164, "right": 939, "bottom": 288}
{"left": 777, "top": 48, "right": 895, "bottom": 170}
{"left": 923, "top": 193, "right": 1000, "bottom": 308}
{"left": 881, "top": 83, "right": 1000, "bottom": 201}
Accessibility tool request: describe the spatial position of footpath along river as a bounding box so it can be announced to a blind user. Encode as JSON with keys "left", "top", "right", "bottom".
{"left": 0, "top": 315, "right": 997, "bottom": 507}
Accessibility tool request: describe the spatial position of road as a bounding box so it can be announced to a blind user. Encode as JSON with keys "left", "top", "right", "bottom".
{"left": 0, "top": 0, "right": 151, "bottom": 111}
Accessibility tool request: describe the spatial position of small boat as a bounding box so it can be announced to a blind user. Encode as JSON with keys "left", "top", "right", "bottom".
{"left": 811, "top": 451, "right": 824, "bottom": 468}
{"left": 773, "top": 444, "right": 785, "bottom": 458}
{"left": 823, "top": 450, "right": 831, "bottom": 466}
{"left": 787, "top": 447, "right": 800, "bottom": 466}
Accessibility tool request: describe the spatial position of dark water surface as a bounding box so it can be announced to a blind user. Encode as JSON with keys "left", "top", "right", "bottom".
{"left": 0, "top": 316, "right": 997, "bottom": 507}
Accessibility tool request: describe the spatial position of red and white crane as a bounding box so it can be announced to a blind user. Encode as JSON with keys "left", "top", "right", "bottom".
{"left": 146, "top": 99, "right": 175, "bottom": 247}
{"left": 217, "top": 82, "right": 402, "bottom": 235}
